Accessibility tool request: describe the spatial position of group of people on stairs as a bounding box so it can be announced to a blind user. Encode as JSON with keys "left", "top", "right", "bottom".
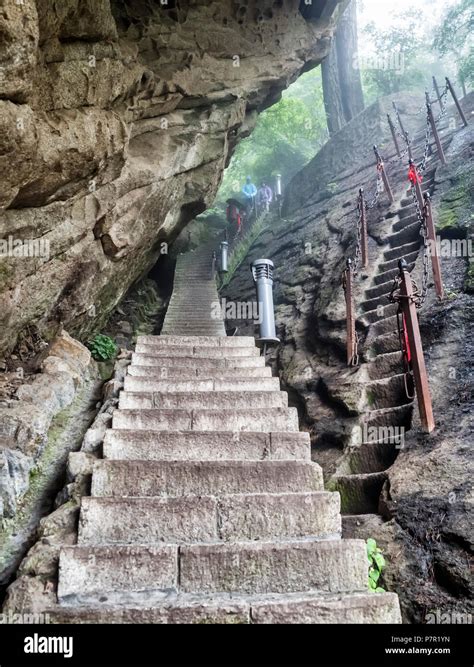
{"left": 225, "top": 176, "right": 275, "bottom": 237}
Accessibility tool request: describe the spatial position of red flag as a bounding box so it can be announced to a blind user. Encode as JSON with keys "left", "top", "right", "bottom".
{"left": 403, "top": 317, "right": 412, "bottom": 364}
{"left": 408, "top": 164, "right": 422, "bottom": 185}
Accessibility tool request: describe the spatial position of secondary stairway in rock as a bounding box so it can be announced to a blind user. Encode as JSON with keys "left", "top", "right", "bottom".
{"left": 333, "top": 96, "right": 471, "bottom": 519}
{"left": 51, "top": 246, "right": 401, "bottom": 623}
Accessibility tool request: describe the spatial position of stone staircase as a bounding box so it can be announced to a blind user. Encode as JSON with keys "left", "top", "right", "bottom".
{"left": 49, "top": 245, "right": 401, "bottom": 623}
{"left": 161, "top": 243, "right": 225, "bottom": 337}
{"left": 332, "top": 106, "right": 468, "bottom": 519}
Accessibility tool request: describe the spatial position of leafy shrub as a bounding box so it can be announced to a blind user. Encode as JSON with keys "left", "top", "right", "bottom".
{"left": 367, "top": 538, "right": 386, "bottom": 593}
{"left": 87, "top": 334, "right": 118, "bottom": 362}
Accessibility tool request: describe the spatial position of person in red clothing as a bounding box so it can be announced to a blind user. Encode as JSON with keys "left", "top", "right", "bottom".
{"left": 226, "top": 198, "right": 243, "bottom": 236}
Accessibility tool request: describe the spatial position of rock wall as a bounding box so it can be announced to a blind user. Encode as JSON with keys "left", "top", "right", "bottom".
{"left": 0, "top": 0, "right": 348, "bottom": 354}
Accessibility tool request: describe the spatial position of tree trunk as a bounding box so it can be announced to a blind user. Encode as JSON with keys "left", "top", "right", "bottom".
{"left": 321, "top": 40, "right": 346, "bottom": 136}
{"left": 335, "top": 0, "right": 365, "bottom": 123}
{"left": 322, "top": 0, "right": 364, "bottom": 136}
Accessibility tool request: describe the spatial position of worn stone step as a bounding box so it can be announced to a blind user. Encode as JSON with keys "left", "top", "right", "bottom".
{"left": 365, "top": 375, "right": 410, "bottom": 410}
{"left": 47, "top": 590, "right": 402, "bottom": 624}
{"left": 331, "top": 472, "right": 388, "bottom": 514}
{"left": 179, "top": 539, "right": 368, "bottom": 596}
{"left": 369, "top": 331, "right": 400, "bottom": 356}
{"left": 118, "top": 390, "right": 288, "bottom": 410}
{"left": 78, "top": 492, "right": 340, "bottom": 545}
{"left": 369, "top": 314, "right": 398, "bottom": 337}
{"left": 134, "top": 343, "right": 260, "bottom": 357}
{"left": 90, "top": 460, "right": 322, "bottom": 497}
{"left": 127, "top": 365, "right": 273, "bottom": 379}
{"left": 383, "top": 240, "right": 421, "bottom": 262}
{"left": 367, "top": 351, "right": 403, "bottom": 379}
{"left": 361, "top": 302, "right": 398, "bottom": 324}
{"left": 123, "top": 376, "right": 280, "bottom": 393}
{"left": 360, "top": 292, "right": 392, "bottom": 313}
{"left": 58, "top": 538, "right": 367, "bottom": 603}
{"left": 344, "top": 439, "right": 399, "bottom": 475}
{"left": 112, "top": 407, "right": 299, "bottom": 432}
{"left": 365, "top": 279, "right": 396, "bottom": 300}
{"left": 372, "top": 267, "right": 400, "bottom": 287}
{"left": 137, "top": 335, "right": 256, "bottom": 348}
{"left": 388, "top": 221, "right": 421, "bottom": 248}
{"left": 248, "top": 590, "right": 402, "bottom": 624}
{"left": 103, "top": 430, "right": 311, "bottom": 462}
{"left": 377, "top": 249, "right": 419, "bottom": 274}
{"left": 131, "top": 354, "right": 265, "bottom": 368}
{"left": 364, "top": 404, "right": 413, "bottom": 430}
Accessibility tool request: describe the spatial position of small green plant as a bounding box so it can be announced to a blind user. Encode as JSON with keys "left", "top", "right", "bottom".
{"left": 367, "top": 538, "right": 386, "bottom": 593}
{"left": 87, "top": 334, "right": 118, "bottom": 361}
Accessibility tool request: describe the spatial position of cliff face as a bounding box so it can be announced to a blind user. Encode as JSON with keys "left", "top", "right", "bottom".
{"left": 0, "top": 0, "right": 347, "bottom": 354}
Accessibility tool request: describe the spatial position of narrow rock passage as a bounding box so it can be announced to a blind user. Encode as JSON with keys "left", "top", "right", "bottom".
{"left": 50, "top": 247, "right": 401, "bottom": 623}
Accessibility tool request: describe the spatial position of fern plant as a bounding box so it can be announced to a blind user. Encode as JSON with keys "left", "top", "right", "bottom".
{"left": 367, "top": 538, "right": 386, "bottom": 593}
{"left": 87, "top": 334, "right": 118, "bottom": 361}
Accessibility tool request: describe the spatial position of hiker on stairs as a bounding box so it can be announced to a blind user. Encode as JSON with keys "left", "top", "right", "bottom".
{"left": 257, "top": 181, "right": 273, "bottom": 213}
{"left": 242, "top": 176, "right": 257, "bottom": 215}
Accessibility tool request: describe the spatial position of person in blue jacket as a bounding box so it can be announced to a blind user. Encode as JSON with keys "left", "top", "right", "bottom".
{"left": 242, "top": 176, "right": 257, "bottom": 213}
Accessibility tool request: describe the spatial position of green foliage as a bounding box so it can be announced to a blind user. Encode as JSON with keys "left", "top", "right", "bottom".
{"left": 367, "top": 538, "right": 386, "bottom": 593}
{"left": 217, "top": 68, "right": 328, "bottom": 204}
{"left": 87, "top": 334, "right": 118, "bottom": 362}
{"left": 360, "top": 10, "right": 431, "bottom": 102}
{"left": 219, "top": 213, "right": 271, "bottom": 290}
{"left": 433, "top": 0, "right": 473, "bottom": 88}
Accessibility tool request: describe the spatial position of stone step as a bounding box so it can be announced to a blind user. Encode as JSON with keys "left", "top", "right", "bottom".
{"left": 361, "top": 302, "right": 398, "bottom": 324}
{"left": 118, "top": 390, "right": 288, "bottom": 410}
{"left": 388, "top": 221, "right": 421, "bottom": 248}
{"left": 369, "top": 331, "right": 400, "bottom": 356}
{"left": 383, "top": 240, "right": 421, "bottom": 262}
{"left": 137, "top": 335, "right": 256, "bottom": 348}
{"left": 90, "top": 460, "right": 322, "bottom": 497}
{"left": 134, "top": 343, "right": 260, "bottom": 357}
{"left": 331, "top": 473, "right": 387, "bottom": 514}
{"left": 131, "top": 354, "right": 265, "bottom": 368}
{"left": 127, "top": 365, "right": 273, "bottom": 379}
{"left": 364, "top": 403, "right": 413, "bottom": 430}
{"left": 78, "top": 492, "right": 340, "bottom": 545}
{"left": 367, "top": 351, "right": 403, "bottom": 379}
{"left": 364, "top": 279, "right": 396, "bottom": 300}
{"left": 178, "top": 539, "right": 369, "bottom": 596}
{"left": 360, "top": 292, "right": 392, "bottom": 313}
{"left": 343, "top": 439, "right": 399, "bottom": 475}
{"left": 365, "top": 375, "right": 410, "bottom": 410}
{"left": 47, "top": 590, "right": 402, "bottom": 624}
{"left": 377, "top": 249, "right": 419, "bottom": 275}
{"left": 369, "top": 314, "right": 398, "bottom": 337}
{"left": 103, "top": 430, "right": 311, "bottom": 462}
{"left": 58, "top": 538, "right": 368, "bottom": 603}
{"left": 392, "top": 214, "right": 419, "bottom": 233}
{"left": 112, "top": 407, "right": 299, "bottom": 432}
{"left": 123, "top": 376, "right": 281, "bottom": 393}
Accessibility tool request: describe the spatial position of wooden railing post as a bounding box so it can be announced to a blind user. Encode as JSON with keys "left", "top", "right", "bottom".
{"left": 373, "top": 145, "right": 394, "bottom": 204}
{"left": 398, "top": 259, "right": 435, "bottom": 433}
{"left": 423, "top": 193, "right": 444, "bottom": 299}
{"left": 432, "top": 75, "right": 443, "bottom": 113}
{"left": 426, "top": 92, "right": 447, "bottom": 166}
{"left": 359, "top": 188, "right": 368, "bottom": 268}
{"left": 392, "top": 102, "right": 413, "bottom": 160}
{"left": 343, "top": 259, "right": 356, "bottom": 366}
{"left": 387, "top": 114, "right": 401, "bottom": 157}
{"left": 445, "top": 77, "right": 468, "bottom": 128}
